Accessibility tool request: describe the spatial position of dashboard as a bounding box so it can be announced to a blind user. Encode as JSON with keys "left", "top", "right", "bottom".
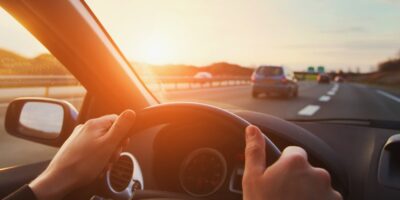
{"left": 124, "top": 111, "right": 400, "bottom": 200}
{"left": 179, "top": 147, "right": 228, "bottom": 197}
{"left": 151, "top": 123, "right": 244, "bottom": 200}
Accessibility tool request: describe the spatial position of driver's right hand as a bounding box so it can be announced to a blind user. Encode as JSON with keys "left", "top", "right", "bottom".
{"left": 242, "top": 125, "right": 342, "bottom": 200}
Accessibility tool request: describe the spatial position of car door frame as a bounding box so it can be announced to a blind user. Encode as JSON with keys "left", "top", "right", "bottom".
{"left": 0, "top": 0, "right": 156, "bottom": 197}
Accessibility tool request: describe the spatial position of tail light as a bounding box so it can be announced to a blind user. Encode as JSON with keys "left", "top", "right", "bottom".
{"left": 281, "top": 78, "right": 288, "bottom": 84}
{"left": 251, "top": 73, "right": 256, "bottom": 82}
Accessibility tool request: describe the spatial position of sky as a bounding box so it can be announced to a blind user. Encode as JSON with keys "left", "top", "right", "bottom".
{"left": 1, "top": 0, "right": 400, "bottom": 72}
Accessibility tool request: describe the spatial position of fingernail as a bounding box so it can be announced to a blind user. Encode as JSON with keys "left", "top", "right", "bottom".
{"left": 246, "top": 126, "right": 256, "bottom": 140}
{"left": 121, "top": 110, "right": 135, "bottom": 119}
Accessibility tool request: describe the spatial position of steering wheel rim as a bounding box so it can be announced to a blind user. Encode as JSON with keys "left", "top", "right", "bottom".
{"left": 130, "top": 102, "right": 281, "bottom": 199}
{"left": 134, "top": 102, "right": 281, "bottom": 165}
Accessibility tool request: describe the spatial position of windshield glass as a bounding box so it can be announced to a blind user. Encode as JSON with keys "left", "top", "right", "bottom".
{"left": 86, "top": 0, "right": 400, "bottom": 121}
{"left": 257, "top": 67, "right": 283, "bottom": 76}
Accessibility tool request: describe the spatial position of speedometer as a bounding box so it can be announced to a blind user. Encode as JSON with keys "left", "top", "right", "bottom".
{"left": 179, "top": 148, "right": 228, "bottom": 197}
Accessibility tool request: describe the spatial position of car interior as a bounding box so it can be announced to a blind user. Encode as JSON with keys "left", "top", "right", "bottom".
{"left": 0, "top": 1, "right": 400, "bottom": 200}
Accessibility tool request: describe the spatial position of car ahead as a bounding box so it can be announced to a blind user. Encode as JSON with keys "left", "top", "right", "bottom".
{"left": 251, "top": 66, "right": 298, "bottom": 98}
{"left": 317, "top": 73, "right": 331, "bottom": 84}
{"left": 334, "top": 76, "right": 345, "bottom": 83}
{"left": 1, "top": 1, "right": 400, "bottom": 200}
{"left": 193, "top": 72, "right": 212, "bottom": 85}
{"left": 193, "top": 72, "right": 212, "bottom": 79}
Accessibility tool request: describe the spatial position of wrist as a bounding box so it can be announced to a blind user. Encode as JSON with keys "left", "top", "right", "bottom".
{"left": 29, "top": 170, "right": 72, "bottom": 200}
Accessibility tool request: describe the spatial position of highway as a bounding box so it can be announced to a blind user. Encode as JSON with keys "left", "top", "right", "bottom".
{"left": 163, "top": 82, "right": 400, "bottom": 120}
{"left": 1, "top": 81, "right": 400, "bottom": 168}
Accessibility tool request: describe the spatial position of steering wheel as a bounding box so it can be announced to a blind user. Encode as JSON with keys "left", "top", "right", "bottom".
{"left": 69, "top": 102, "right": 281, "bottom": 200}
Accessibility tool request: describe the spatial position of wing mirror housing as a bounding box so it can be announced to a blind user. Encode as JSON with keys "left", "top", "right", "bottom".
{"left": 5, "top": 97, "right": 78, "bottom": 147}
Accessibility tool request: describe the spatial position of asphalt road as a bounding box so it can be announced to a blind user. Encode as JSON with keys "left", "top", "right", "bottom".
{"left": 163, "top": 81, "right": 400, "bottom": 120}
{"left": 1, "top": 81, "right": 399, "bottom": 168}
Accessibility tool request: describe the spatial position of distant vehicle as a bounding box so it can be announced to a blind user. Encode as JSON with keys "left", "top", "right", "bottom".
{"left": 194, "top": 72, "right": 212, "bottom": 79}
{"left": 193, "top": 72, "right": 212, "bottom": 85}
{"left": 251, "top": 66, "right": 298, "bottom": 98}
{"left": 317, "top": 73, "right": 330, "bottom": 84}
{"left": 334, "top": 76, "right": 345, "bottom": 83}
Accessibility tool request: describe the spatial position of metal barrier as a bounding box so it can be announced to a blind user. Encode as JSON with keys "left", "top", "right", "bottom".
{"left": 150, "top": 76, "right": 251, "bottom": 90}
{"left": 0, "top": 75, "right": 251, "bottom": 103}
{"left": 0, "top": 75, "right": 78, "bottom": 87}
{"left": 0, "top": 75, "right": 251, "bottom": 89}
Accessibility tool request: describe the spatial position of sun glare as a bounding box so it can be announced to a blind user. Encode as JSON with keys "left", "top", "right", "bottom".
{"left": 142, "top": 35, "right": 172, "bottom": 65}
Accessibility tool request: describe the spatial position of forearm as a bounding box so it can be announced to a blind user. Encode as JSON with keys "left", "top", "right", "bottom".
{"left": 28, "top": 170, "right": 72, "bottom": 200}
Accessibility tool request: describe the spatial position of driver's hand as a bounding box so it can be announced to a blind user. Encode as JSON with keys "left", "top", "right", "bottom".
{"left": 29, "top": 110, "right": 135, "bottom": 200}
{"left": 242, "top": 125, "right": 342, "bottom": 200}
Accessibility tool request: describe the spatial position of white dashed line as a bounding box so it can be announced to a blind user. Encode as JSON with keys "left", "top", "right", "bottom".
{"left": 377, "top": 90, "right": 400, "bottom": 103}
{"left": 298, "top": 105, "right": 320, "bottom": 116}
{"left": 327, "top": 83, "right": 339, "bottom": 96}
{"left": 327, "top": 91, "right": 336, "bottom": 96}
{"left": 319, "top": 95, "right": 331, "bottom": 102}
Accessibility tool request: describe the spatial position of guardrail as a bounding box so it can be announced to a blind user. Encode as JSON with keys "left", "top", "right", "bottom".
{"left": 150, "top": 76, "right": 251, "bottom": 91}
{"left": 0, "top": 75, "right": 251, "bottom": 89}
{"left": 0, "top": 75, "right": 78, "bottom": 87}
{"left": 0, "top": 75, "right": 251, "bottom": 103}
{"left": 1, "top": 72, "right": 321, "bottom": 88}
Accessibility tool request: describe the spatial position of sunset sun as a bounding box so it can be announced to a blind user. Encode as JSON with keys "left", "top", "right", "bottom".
{"left": 142, "top": 35, "right": 173, "bottom": 65}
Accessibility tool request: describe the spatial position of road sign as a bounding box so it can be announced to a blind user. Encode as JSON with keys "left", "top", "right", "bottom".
{"left": 307, "top": 66, "right": 315, "bottom": 73}
{"left": 317, "top": 66, "right": 325, "bottom": 73}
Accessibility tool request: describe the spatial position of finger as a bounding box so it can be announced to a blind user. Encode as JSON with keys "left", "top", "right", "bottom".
{"left": 280, "top": 146, "right": 308, "bottom": 169}
{"left": 75, "top": 124, "right": 83, "bottom": 130}
{"left": 90, "top": 114, "right": 118, "bottom": 131}
{"left": 69, "top": 124, "right": 84, "bottom": 138}
{"left": 331, "top": 190, "right": 343, "bottom": 200}
{"left": 313, "top": 167, "right": 332, "bottom": 188}
{"left": 244, "top": 125, "right": 266, "bottom": 176}
{"left": 105, "top": 110, "right": 136, "bottom": 144}
{"left": 70, "top": 124, "right": 83, "bottom": 137}
{"left": 110, "top": 146, "right": 123, "bottom": 163}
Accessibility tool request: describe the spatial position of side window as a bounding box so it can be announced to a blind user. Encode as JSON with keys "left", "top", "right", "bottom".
{"left": 0, "top": 8, "right": 86, "bottom": 168}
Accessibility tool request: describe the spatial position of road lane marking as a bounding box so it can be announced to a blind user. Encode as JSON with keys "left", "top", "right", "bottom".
{"left": 377, "top": 90, "right": 400, "bottom": 103}
{"left": 298, "top": 105, "right": 320, "bottom": 116}
{"left": 319, "top": 95, "right": 331, "bottom": 102}
{"left": 327, "top": 83, "right": 339, "bottom": 96}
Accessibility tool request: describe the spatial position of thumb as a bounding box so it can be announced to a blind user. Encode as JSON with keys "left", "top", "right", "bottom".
{"left": 105, "top": 110, "right": 136, "bottom": 144}
{"left": 244, "top": 125, "right": 266, "bottom": 177}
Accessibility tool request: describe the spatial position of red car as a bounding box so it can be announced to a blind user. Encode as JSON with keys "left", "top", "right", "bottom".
{"left": 317, "top": 73, "right": 331, "bottom": 84}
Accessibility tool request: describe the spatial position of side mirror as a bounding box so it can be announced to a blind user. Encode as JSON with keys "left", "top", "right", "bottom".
{"left": 5, "top": 97, "right": 78, "bottom": 147}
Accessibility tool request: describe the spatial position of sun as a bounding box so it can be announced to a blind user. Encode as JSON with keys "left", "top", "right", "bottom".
{"left": 142, "top": 35, "right": 172, "bottom": 65}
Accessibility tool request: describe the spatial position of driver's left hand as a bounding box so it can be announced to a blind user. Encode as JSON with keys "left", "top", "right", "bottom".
{"left": 29, "top": 110, "right": 136, "bottom": 200}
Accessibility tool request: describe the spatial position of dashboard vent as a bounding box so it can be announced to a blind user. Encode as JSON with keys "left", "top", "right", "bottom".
{"left": 109, "top": 154, "right": 134, "bottom": 192}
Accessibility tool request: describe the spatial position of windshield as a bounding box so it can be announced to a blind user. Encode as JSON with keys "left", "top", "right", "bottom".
{"left": 86, "top": 0, "right": 400, "bottom": 121}
{"left": 257, "top": 67, "right": 283, "bottom": 76}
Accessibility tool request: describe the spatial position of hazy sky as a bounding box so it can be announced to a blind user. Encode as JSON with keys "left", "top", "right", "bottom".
{"left": 1, "top": 1, "right": 400, "bottom": 72}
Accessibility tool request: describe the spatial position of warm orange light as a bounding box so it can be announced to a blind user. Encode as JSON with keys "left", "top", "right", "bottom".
{"left": 142, "top": 35, "right": 173, "bottom": 65}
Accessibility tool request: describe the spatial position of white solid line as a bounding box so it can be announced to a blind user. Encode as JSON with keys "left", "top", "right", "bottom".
{"left": 298, "top": 105, "right": 320, "bottom": 116}
{"left": 319, "top": 95, "right": 331, "bottom": 102}
{"left": 327, "top": 91, "right": 336, "bottom": 96}
{"left": 377, "top": 90, "right": 400, "bottom": 103}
